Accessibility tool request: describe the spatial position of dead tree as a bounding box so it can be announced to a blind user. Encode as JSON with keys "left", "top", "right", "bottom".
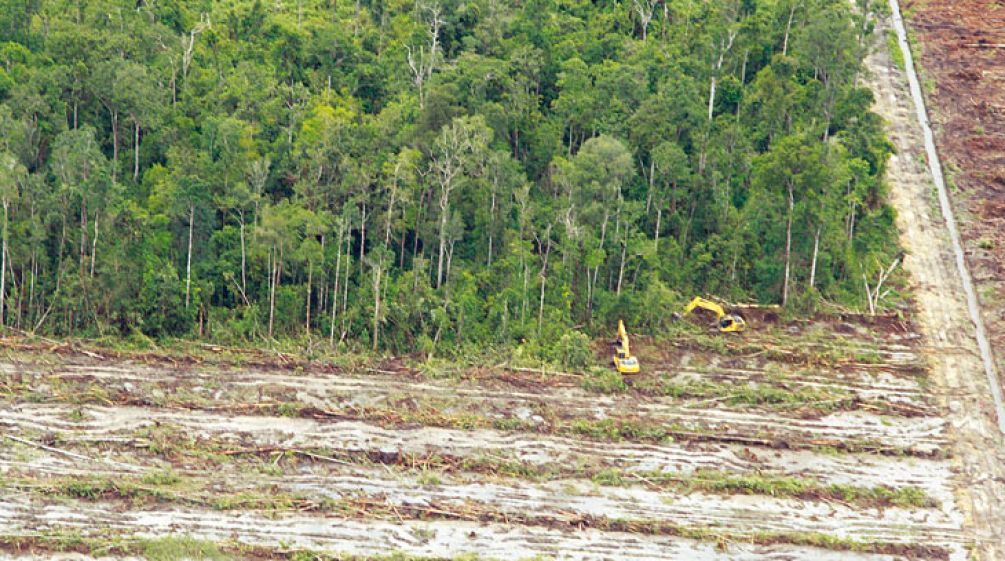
{"left": 406, "top": 2, "right": 443, "bottom": 110}
{"left": 862, "top": 252, "right": 904, "bottom": 315}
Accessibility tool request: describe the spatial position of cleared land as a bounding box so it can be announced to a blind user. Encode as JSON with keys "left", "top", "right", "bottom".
{"left": 0, "top": 9, "right": 1002, "bottom": 561}
{"left": 0, "top": 313, "right": 976, "bottom": 560}
{"left": 906, "top": 0, "right": 1005, "bottom": 387}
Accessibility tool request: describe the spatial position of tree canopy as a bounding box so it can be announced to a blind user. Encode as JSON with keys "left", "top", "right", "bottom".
{"left": 0, "top": 0, "right": 898, "bottom": 354}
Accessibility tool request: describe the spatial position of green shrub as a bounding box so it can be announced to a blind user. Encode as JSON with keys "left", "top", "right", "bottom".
{"left": 550, "top": 330, "right": 593, "bottom": 369}
{"left": 582, "top": 368, "right": 627, "bottom": 394}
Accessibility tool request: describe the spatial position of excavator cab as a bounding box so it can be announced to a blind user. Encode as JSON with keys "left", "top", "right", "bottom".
{"left": 677, "top": 297, "right": 747, "bottom": 333}
{"left": 718, "top": 315, "right": 746, "bottom": 333}
{"left": 612, "top": 320, "right": 641, "bottom": 374}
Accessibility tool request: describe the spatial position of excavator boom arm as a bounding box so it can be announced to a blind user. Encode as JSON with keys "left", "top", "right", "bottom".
{"left": 683, "top": 297, "right": 726, "bottom": 320}
{"left": 617, "top": 320, "right": 630, "bottom": 356}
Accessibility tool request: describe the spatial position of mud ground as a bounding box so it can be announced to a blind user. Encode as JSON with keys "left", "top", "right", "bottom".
{"left": 867, "top": 5, "right": 1005, "bottom": 559}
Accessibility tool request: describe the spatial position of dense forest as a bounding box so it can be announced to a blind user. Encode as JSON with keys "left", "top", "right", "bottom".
{"left": 0, "top": 0, "right": 899, "bottom": 354}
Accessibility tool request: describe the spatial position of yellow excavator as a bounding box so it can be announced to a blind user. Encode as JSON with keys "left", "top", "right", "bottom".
{"left": 612, "top": 320, "right": 641, "bottom": 374}
{"left": 675, "top": 297, "right": 747, "bottom": 333}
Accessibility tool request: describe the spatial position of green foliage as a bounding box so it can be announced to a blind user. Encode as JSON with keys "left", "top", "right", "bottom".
{"left": 581, "top": 368, "right": 627, "bottom": 394}
{"left": 545, "top": 330, "right": 593, "bottom": 370}
{"left": 141, "top": 469, "right": 181, "bottom": 486}
{"left": 140, "top": 536, "right": 230, "bottom": 561}
{"left": 887, "top": 32, "right": 905, "bottom": 72}
{"left": 0, "top": 0, "right": 901, "bottom": 350}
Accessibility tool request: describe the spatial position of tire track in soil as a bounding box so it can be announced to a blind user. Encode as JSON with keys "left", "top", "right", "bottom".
{"left": 4, "top": 356, "right": 937, "bottom": 414}
{"left": 0, "top": 496, "right": 914, "bottom": 561}
{"left": 0, "top": 448, "right": 963, "bottom": 546}
{"left": 0, "top": 403, "right": 958, "bottom": 503}
{"left": 2, "top": 362, "right": 947, "bottom": 454}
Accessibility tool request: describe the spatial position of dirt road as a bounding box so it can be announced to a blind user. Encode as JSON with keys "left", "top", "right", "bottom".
{"left": 864, "top": 4, "right": 1005, "bottom": 558}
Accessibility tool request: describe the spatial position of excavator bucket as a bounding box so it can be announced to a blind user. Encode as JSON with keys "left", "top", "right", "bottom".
{"left": 612, "top": 320, "right": 641, "bottom": 374}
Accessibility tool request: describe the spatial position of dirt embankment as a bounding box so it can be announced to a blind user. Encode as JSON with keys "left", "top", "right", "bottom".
{"left": 906, "top": 0, "right": 1005, "bottom": 376}
{"left": 866, "top": 4, "right": 1005, "bottom": 559}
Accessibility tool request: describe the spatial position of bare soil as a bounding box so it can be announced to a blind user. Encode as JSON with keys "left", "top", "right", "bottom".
{"left": 0, "top": 323, "right": 974, "bottom": 559}
{"left": 0, "top": 10, "right": 1003, "bottom": 561}
{"left": 905, "top": 0, "right": 1005, "bottom": 389}
{"left": 865, "top": 8, "right": 1005, "bottom": 559}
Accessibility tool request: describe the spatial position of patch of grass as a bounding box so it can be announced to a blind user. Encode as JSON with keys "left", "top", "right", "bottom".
{"left": 649, "top": 376, "right": 851, "bottom": 413}
{"left": 142, "top": 469, "right": 182, "bottom": 486}
{"left": 570, "top": 418, "right": 674, "bottom": 443}
{"left": 417, "top": 358, "right": 464, "bottom": 381}
{"left": 590, "top": 468, "right": 625, "bottom": 486}
{"left": 276, "top": 401, "right": 306, "bottom": 417}
{"left": 887, "top": 30, "right": 905, "bottom": 71}
{"left": 580, "top": 368, "right": 626, "bottom": 394}
{"left": 416, "top": 469, "right": 442, "bottom": 486}
{"left": 0, "top": 530, "right": 548, "bottom": 561}
{"left": 592, "top": 468, "right": 938, "bottom": 509}
{"left": 65, "top": 408, "right": 86, "bottom": 422}
{"left": 853, "top": 350, "right": 883, "bottom": 364}
{"left": 62, "top": 478, "right": 116, "bottom": 500}
{"left": 256, "top": 462, "right": 284, "bottom": 476}
{"left": 38, "top": 476, "right": 181, "bottom": 504}
{"left": 141, "top": 536, "right": 230, "bottom": 561}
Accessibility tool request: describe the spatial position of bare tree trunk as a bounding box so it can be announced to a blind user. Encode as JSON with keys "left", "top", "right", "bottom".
{"left": 385, "top": 173, "right": 398, "bottom": 247}
{"left": 538, "top": 264, "right": 547, "bottom": 336}
{"left": 446, "top": 238, "right": 455, "bottom": 287}
{"left": 436, "top": 191, "right": 449, "bottom": 288}
{"left": 90, "top": 211, "right": 98, "bottom": 278}
{"left": 79, "top": 199, "right": 87, "bottom": 276}
{"left": 783, "top": 4, "right": 797, "bottom": 56}
{"left": 358, "top": 201, "right": 367, "bottom": 277}
{"left": 56, "top": 215, "right": 65, "bottom": 295}
{"left": 645, "top": 159, "right": 654, "bottom": 214}
{"left": 536, "top": 230, "right": 552, "bottom": 336}
{"left": 372, "top": 259, "right": 382, "bottom": 351}
{"left": 268, "top": 248, "right": 279, "bottom": 338}
{"left": 589, "top": 212, "right": 609, "bottom": 314}
{"left": 847, "top": 198, "right": 857, "bottom": 243}
{"left": 185, "top": 203, "right": 194, "bottom": 308}
{"left": 862, "top": 254, "right": 902, "bottom": 315}
{"left": 782, "top": 183, "right": 794, "bottom": 305}
{"left": 305, "top": 260, "right": 312, "bottom": 334}
{"left": 707, "top": 77, "right": 718, "bottom": 122}
{"left": 133, "top": 122, "right": 140, "bottom": 182}
{"left": 809, "top": 223, "right": 822, "bottom": 289}
{"left": 239, "top": 213, "right": 248, "bottom": 302}
{"left": 707, "top": 31, "right": 737, "bottom": 122}
{"left": 341, "top": 233, "right": 350, "bottom": 334}
{"left": 487, "top": 187, "right": 496, "bottom": 267}
{"left": 330, "top": 225, "right": 343, "bottom": 346}
{"left": 28, "top": 250, "right": 35, "bottom": 326}
{"left": 616, "top": 229, "right": 628, "bottom": 295}
{"left": 318, "top": 234, "right": 326, "bottom": 317}
{"left": 654, "top": 207, "right": 662, "bottom": 251}
{"left": 110, "top": 110, "right": 118, "bottom": 183}
{"left": 0, "top": 200, "right": 7, "bottom": 328}
{"left": 520, "top": 227, "right": 528, "bottom": 324}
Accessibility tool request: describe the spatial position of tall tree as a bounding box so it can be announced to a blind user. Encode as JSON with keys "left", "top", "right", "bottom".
{"left": 429, "top": 115, "right": 490, "bottom": 289}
